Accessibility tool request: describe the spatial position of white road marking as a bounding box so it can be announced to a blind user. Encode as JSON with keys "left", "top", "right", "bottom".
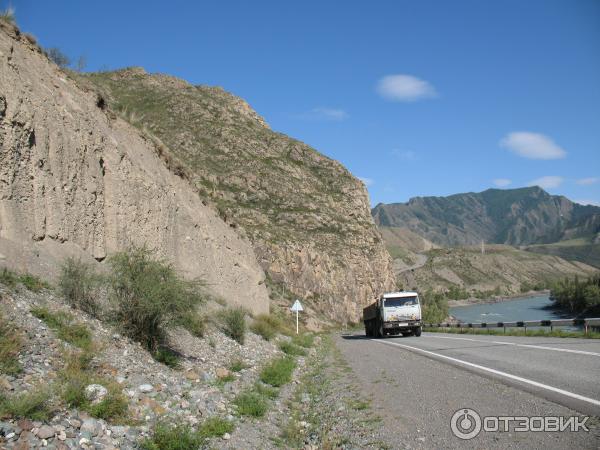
{"left": 372, "top": 339, "right": 600, "bottom": 408}
{"left": 422, "top": 334, "right": 600, "bottom": 357}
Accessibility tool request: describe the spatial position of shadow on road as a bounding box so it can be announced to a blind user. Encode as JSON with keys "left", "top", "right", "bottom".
{"left": 340, "top": 333, "right": 414, "bottom": 341}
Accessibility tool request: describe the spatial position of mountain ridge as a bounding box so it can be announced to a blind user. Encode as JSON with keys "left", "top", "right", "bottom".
{"left": 373, "top": 186, "right": 600, "bottom": 248}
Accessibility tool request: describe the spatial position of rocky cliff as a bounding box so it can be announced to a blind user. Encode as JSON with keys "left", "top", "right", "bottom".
{"left": 0, "top": 21, "right": 269, "bottom": 314}
{"left": 75, "top": 68, "right": 395, "bottom": 321}
{"left": 373, "top": 187, "right": 600, "bottom": 248}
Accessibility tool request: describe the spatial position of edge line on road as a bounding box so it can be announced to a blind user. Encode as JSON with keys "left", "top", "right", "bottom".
{"left": 371, "top": 338, "right": 600, "bottom": 408}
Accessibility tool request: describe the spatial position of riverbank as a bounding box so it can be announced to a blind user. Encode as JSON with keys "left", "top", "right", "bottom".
{"left": 447, "top": 290, "right": 550, "bottom": 307}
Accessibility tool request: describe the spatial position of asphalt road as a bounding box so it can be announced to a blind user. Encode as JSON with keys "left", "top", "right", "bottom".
{"left": 336, "top": 332, "right": 600, "bottom": 449}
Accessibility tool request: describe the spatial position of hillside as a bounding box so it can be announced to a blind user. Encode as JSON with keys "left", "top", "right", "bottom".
{"left": 398, "top": 245, "right": 598, "bottom": 299}
{"left": 524, "top": 238, "right": 600, "bottom": 269}
{"left": 0, "top": 21, "right": 273, "bottom": 314}
{"left": 74, "top": 68, "right": 395, "bottom": 320}
{"left": 372, "top": 187, "right": 600, "bottom": 251}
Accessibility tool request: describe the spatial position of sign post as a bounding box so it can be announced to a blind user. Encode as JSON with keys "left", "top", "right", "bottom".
{"left": 290, "top": 299, "right": 303, "bottom": 334}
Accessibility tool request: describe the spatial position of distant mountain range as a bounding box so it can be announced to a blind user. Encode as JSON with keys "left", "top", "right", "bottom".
{"left": 372, "top": 187, "right": 600, "bottom": 268}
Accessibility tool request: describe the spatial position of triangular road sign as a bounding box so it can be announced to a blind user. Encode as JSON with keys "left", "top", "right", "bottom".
{"left": 290, "top": 299, "right": 303, "bottom": 312}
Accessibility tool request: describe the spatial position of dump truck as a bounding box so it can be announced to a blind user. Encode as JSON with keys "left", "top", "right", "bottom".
{"left": 363, "top": 291, "right": 422, "bottom": 338}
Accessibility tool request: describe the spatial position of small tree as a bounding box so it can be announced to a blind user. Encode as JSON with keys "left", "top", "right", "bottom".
{"left": 46, "top": 47, "right": 70, "bottom": 68}
{"left": 75, "top": 55, "right": 87, "bottom": 72}
{"left": 108, "top": 246, "right": 205, "bottom": 350}
{"left": 59, "top": 257, "right": 102, "bottom": 317}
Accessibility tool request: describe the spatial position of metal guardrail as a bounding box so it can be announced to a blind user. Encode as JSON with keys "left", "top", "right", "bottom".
{"left": 424, "top": 318, "right": 600, "bottom": 334}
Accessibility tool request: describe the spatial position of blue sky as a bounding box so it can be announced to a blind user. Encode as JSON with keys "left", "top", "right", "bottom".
{"left": 10, "top": 0, "right": 600, "bottom": 206}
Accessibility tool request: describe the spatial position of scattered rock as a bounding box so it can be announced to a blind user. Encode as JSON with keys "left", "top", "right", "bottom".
{"left": 216, "top": 367, "right": 231, "bottom": 379}
{"left": 138, "top": 384, "right": 153, "bottom": 393}
{"left": 36, "top": 424, "right": 55, "bottom": 439}
{"left": 85, "top": 383, "right": 108, "bottom": 404}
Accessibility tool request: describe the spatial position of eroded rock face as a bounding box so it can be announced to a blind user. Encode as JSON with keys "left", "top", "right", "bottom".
{"left": 77, "top": 68, "right": 396, "bottom": 322}
{"left": 0, "top": 22, "right": 269, "bottom": 315}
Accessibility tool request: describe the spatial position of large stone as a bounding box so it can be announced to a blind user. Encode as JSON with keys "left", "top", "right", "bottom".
{"left": 80, "top": 419, "right": 101, "bottom": 437}
{"left": 215, "top": 368, "right": 231, "bottom": 379}
{"left": 36, "top": 425, "right": 55, "bottom": 439}
{"left": 138, "top": 384, "right": 153, "bottom": 393}
{"left": 85, "top": 384, "right": 108, "bottom": 404}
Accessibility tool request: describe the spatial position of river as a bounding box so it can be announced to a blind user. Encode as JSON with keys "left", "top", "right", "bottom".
{"left": 449, "top": 294, "right": 570, "bottom": 323}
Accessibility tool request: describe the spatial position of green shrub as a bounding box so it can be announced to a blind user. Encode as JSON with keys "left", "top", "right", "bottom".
{"left": 259, "top": 357, "right": 296, "bottom": 387}
{"left": 0, "top": 388, "right": 52, "bottom": 421}
{"left": 0, "top": 268, "right": 18, "bottom": 287}
{"left": 0, "top": 269, "right": 50, "bottom": 292}
{"left": 59, "top": 352, "right": 129, "bottom": 422}
{"left": 228, "top": 358, "right": 248, "bottom": 372}
{"left": 278, "top": 341, "right": 306, "bottom": 357}
{"left": 88, "top": 392, "right": 129, "bottom": 421}
{"left": 0, "top": 6, "right": 15, "bottom": 24}
{"left": 178, "top": 312, "right": 206, "bottom": 338}
{"left": 253, "top": 382, "right": 279, "bottom": 400}
{"left": 233, "top": 391, "right": 268, "bottom": 417}
{"left": 140, "top": 423, "right": 205, "bottom": 450}
{"left": 220, "top": 307, "right": 246, "bottom": 345}
{"left": 31, "top": 306, "right": 92, "bottom": 351}
{"left": 198, "top": 416, "right": 234, "bottom": 438}
{"left": 0, "top": 313, "right": 22, "bottom": 375}
{"left": 249, "top": 319, "right": 276, "bottom": 341}
{"left": 59, "top": 257, "right": 102, "bottom": 316}
{"left": 108, "top": 246, "right": 205, "bottom": 351}
{"left": 291, "top": 333, "right": 314, "bottom": 348}
{"left": 18, "top": 274, "right": 51, "bottom": 292}
{"left": 153, "top": 347, "right": 181, "bottom": 369}
{"left": 250, "top": 313, "right": 291, "bottom": 341}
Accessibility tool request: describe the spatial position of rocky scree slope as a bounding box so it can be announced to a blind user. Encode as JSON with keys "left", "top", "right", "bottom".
{"left": 0, "top": 280, "right": 308, "bottom": 449}
{"left": 373, "top": 187, "right": 600, "bottom": 248}
{"left": 0, "top": 22, "right": 268, "bottom": 314}
{"left": 76, "top": 68, "right": 395, "bottom": 321}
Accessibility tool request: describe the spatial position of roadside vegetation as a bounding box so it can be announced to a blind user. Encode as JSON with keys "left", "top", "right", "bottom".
{"left": 58, "top": 352, "right": 129, "bottom": 422}
{"left": 0, "top": 268, "right": 51, "bottom": 292}
{"left": 550, "top": 274, "right": 600, "bottom": 315}
{"left": 31, "top": 306, "right": 93, "bottom": 351}
{"left": 0, "top": 387, "right": 52, "bottom": 421}
{"left": 220, "top": 307, "right": 247, "bottom": 344}
{"left": 108, "top": 246, "right": 206, "bottom": 352}
{"left": 0, "top": 312, "right": 23, "bottom": 375}
{"left": 427, "top": 326, "right": 600, "bottom": 339}
{"left": 140, "top": 417, "right": 234, "bottom": 449}
{"left": 420, "top": 290, "right": 449, "bottom": 323}
{"left": 58, "top": 257, "right": 103, "bottom": 317}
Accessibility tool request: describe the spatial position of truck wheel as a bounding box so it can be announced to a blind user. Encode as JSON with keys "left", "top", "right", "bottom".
{"left": 414, "top": 326, "right": 422, "bottom": 337}
{"left": 376, "top": 322, "right": 384, "bottom": 338}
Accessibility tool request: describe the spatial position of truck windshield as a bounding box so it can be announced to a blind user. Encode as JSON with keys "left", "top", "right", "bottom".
{"left": 384, "top": 296, "right": 418, "bottom": 307}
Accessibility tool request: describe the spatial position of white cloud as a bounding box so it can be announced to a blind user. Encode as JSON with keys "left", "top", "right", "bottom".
{"left": 391, "top": 149, "right": 416, "bottom": 160}
{"left": 376, "top": 74, "right": 437, "bottom": 102}
{"left": 576, "top": 177, "right": 599, "bottom": 186}
{"left": 493, "top": 178, "right": 512, "bottom": 187}
{"left": 500, "top": 132, "right": 566, "bottom": 160}
{"left": 297, "top": 107, "right": 348, "bottom": 121}
{"left": 574, "top": 199, "right": 600, "bottom": 207}
{"left": 528, "top": 175, "right": 563, "bottom": 189}
{"left": 358, "top": 177, "right": 374, "bottom": 187}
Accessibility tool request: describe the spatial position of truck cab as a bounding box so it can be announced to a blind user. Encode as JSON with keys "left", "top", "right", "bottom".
{"left": 363, "top": 291, "right": 422, "bottom": 338}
